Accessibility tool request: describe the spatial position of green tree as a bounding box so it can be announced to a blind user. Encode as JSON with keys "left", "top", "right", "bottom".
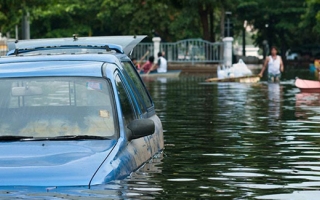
{"left": 170, "top": 0, "right": 239, "bottom": 42}
{"left": 300, "top": 0, "right": 320, "bottom": 44}
{"left": 0, "top": 0, "right": 51, "bottom": 38}
{"left": 236, "top": 0, "right": 306, "bottom": 55}
{"left": 1, "top": 0, "right": 319, "bottom": 52}
{"left": 2, "top": 0, "right": 239, "bottom": 42}
{"left": 0, "top": 0, "right": 23, "bottom": 36}
{"left": 95, "top": 0, "right": 179, "bottom": 41}
{"left": 31, "top": 0, "right": 103, "bottom": 38}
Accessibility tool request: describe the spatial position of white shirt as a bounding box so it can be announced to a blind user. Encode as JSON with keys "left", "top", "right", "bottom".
{"left": 268, "top": 55, "right": 281, "bottom": 75}
{"left": 157, "top": 57, "right": 167, "bottom": 73}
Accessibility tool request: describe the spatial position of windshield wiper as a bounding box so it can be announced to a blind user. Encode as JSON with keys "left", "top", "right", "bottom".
{"left": 44, "top": 135, "right": 109, "bottom": 141}
{"left": 0, "top": 135, "right": 34, "bottom": 141}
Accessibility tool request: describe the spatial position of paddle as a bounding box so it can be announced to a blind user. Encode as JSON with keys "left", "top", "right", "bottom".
{"left": 138, "top": 50, "right": 149, "bottom": 66}
{"left": 136, "top": 50, "right": 150, "bottom": 73}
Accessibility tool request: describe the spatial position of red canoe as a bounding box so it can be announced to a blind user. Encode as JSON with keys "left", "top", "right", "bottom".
{"left": 295, "top": 78, "right": 320, "bottom": 93}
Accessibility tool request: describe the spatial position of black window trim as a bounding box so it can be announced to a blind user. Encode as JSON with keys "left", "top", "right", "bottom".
{"left": 113, "top": 70, "right": 139, "bottom": 119}
{"left": 121, "top": 61, "right": 155, "bottom": 115}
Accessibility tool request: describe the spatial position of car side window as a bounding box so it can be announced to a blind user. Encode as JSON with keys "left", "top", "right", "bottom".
{"left": 121, "top": 62, "right": 153, "bottom": 111}
{"left": 115, "top": 74, "right": 136, "bottom": 126}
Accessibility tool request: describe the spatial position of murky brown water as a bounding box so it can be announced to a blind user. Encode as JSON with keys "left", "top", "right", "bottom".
{"left": 2, "top": 69, "right": 320, "bottom": 199}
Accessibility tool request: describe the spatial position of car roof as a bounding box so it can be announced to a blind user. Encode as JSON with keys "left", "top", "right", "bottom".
{"left": 0, "top": 35, "right": 144, "bottom": 78}
{"left": 7, "top": 35, "right": 146, "bottom": 56}
{"left": 0, "top": 54, "right": 126, "bottom": 78}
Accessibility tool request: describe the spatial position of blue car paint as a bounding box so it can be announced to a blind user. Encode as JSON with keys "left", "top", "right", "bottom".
{"left": 0, "top": 140, "right": 117, "bottom": 186}
{"left": 0, "top": 54, "right": 164, "bottom": 187}
{"left": 89, "top": 65, "right": 164, "bottom": 185}
{"left": 90, "top": 115, "right": 163, "bottom": 185}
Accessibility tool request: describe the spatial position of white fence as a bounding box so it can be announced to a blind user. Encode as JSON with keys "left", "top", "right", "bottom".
{"left": 131, "top": 38, "right": 224, "bottom": 64}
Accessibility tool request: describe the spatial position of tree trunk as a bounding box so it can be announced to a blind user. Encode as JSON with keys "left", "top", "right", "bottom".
{"left": 209, "top": 6, "right": 215, "bottom": 42}
{"left": 198, "top": 4, "right": 210, "bottom": 41}
{"left": 220, "top": 7, "right": 225, "bottom": 39}
{"left": 242, "top": 27, "right": 246, "bottom": 56}
{"left": 279, "top": 30, "right": 288, "bottom": 62}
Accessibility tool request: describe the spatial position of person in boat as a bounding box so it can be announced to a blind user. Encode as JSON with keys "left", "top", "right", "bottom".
{"left": 131, "top": 50, "right": 150, "bottom": 71}
{"left": 131, "top": 58, "right": 140, "bottom": 70}
{"left": 139, "top": 56, "right": 155, "bottom": 74}
{"left": 258, "top": 46, "right": 284, "bottom": 82}
{"left": 147, "top": 52, "right": 167, "bottom": 74}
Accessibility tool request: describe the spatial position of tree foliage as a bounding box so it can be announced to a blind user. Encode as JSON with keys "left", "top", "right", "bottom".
{"left": 300, "top": 0, "right": 320, "bottom": 43}
{"left": 95, "top": 0, "right": 177, "bottom": 41}
{"left": 236, "top": 0, "right": 306, "bottom": 54}
{"left": 0, "top": 0, "right": 319, "bottom": 53}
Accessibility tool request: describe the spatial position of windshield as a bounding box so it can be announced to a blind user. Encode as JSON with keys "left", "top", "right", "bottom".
{"left": 0, "top": 77, "right": 116, "bottom": 140}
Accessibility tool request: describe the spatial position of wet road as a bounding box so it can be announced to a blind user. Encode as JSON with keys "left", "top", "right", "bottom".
{"left": 3, "top": 69, "right": 320, "bottom": 199}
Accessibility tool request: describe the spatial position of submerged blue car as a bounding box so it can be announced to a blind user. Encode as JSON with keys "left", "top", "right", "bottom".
{"left": 0, "top": 36, "right": 163, "bottom": 187}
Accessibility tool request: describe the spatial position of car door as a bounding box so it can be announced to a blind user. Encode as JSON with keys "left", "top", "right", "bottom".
{"left": 119, "top": 61, "right": 164, "bottom": 153}
{"left": 113, "top": 71, "right": 156, "bottom": 170}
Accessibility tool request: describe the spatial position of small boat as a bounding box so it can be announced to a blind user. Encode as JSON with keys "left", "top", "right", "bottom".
{"left": 140, "top": 70, "right": 181, "bottom": 78}
{"left": 205, "top": 75, "right": 260, "bottom": 83}
{"left": 295, "top": 78, "right": 320, "bottom": 93}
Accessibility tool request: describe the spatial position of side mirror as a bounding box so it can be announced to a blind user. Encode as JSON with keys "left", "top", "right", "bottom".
{"left": 127, "top": 119, "right": 155, "bottom": 140}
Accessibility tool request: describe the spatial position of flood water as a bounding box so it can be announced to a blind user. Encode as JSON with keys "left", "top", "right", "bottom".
{"left": 3, "top": 68, "right": 320, "bottom": 199}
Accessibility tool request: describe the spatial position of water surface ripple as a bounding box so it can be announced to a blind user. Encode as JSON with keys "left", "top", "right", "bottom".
{"left": 144, "top": 76, "right": 320, "bottom": 199}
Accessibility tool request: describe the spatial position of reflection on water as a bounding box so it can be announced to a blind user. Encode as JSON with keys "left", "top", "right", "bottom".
{"left": 3, "top": 74, "right": 320, "bottom": 199}
{"left": 268, "top": 83, "right": 281, "bottom": 119}
{"left": 296, "top": 92, "right": 320, "bottom": 120}
{"left": 148, "top": 76, "right": 320, "bottom": 199}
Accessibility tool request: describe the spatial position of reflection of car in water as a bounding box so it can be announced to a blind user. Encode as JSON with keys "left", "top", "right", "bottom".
{"left": 0, "top": 36, "right": 163, "bottom": 187}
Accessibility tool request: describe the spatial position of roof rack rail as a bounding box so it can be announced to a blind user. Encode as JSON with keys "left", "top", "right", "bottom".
{"left": 7, "top": 44, "right": 123, "bottom": 56}
{"left": 8, "top": 35, "right": 146, "bottom": 56}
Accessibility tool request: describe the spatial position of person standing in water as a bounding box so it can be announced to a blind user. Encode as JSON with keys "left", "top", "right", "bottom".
{"left": 258, "top": 46, "right": 284, "bottom": 82}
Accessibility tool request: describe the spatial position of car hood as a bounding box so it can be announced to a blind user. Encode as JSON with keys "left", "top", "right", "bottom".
{"left": 0, "top": 140, "right": 117, "bottom": 186}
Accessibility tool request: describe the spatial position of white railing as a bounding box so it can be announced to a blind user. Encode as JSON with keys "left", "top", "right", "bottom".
{"left": 131, "top": 38, "right": 224, "bottom": 63}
